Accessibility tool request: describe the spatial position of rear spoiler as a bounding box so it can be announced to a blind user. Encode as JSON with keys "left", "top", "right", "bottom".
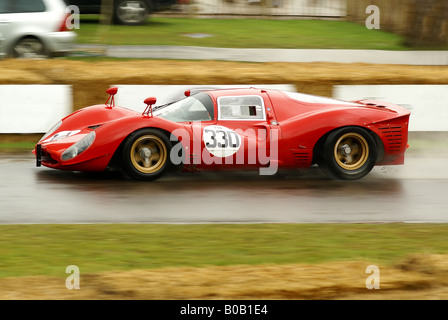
{"left": 353, "top": 100, "right": 411, "bottom": 116}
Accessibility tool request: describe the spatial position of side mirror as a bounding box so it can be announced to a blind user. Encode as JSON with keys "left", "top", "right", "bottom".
{"left": 105, "top": 87, "right": 118, "bottom": 108}
{"left": 142, "top": 97, "right": 157, "bottom": 117}
{"left": 106, "top": 87, "right": 118, "bottom": 96}
{"left": 144, "top": 97, "right": 157, "bottom": 106}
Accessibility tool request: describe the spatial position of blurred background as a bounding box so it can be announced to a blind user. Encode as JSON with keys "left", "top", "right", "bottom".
{"left": 1, "top": 0, "right": 448, "bottom": 301}
{"left": 1, "top": 0, "right": 447, "bottom": 60}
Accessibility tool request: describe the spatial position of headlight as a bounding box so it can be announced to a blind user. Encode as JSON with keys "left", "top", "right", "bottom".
{"left": 61, "top": 131, "right": 96, "bottom": 161}
{"left": 39, "top": 121, "right": 62, "bottom": 142}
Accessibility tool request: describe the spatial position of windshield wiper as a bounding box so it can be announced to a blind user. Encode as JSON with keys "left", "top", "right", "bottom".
{"left": 152, "top": 103, "right": 170, "bottom": 112}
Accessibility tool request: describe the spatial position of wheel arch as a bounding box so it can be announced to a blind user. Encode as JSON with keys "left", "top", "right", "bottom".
{"left": 8, "top": 34, "right": 48, "bottom": 57}
{"left": 312, "top": 125, "right": 384, "bottom": 165}
{"left": 108, "top": 126, "right": 180, "bottom": 169}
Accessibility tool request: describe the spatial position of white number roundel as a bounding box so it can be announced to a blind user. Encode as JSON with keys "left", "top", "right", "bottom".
{"left": 203, "top": 125, "right": 242, "bottom": 157}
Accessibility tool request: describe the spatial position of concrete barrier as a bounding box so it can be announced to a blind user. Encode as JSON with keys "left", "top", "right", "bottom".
{"left": 0, "top": 85, "right": 72, "bottom": 134}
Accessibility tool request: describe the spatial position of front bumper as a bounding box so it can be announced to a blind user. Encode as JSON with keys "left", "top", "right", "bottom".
{"left": 35, "top": 144, "right": 42, "bottom": 167}
{"left": 34, "top": 142, "right": 112, "bottom": 172}
{"left": 34, "top": 144, "right": 57, "bottom": 167}
{"left": 44, "top": 31, "right": 77, "bottom": 55}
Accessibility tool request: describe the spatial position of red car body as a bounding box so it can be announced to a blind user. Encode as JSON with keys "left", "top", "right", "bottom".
{"left": 34, "top": 87, "right": 410, "bottom": 180}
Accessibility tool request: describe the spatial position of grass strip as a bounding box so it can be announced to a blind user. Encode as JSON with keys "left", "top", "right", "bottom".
{"left": 75, "top": 17, "right": 409, "bottom": 50}
{"left": 0, "top": 142, "right": 36, "bottom": 153}
{"left": 1, "top": 223, "right": 448, "bottom": 278}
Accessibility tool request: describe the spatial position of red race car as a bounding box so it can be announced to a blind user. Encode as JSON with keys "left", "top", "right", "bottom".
{"left": 34, "top": 87, "right": 410, "bottom": 180}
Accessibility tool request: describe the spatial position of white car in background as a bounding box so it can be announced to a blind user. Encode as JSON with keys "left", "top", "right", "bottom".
{"left": 0, "top": 0, "right": 76, "bottom": 58}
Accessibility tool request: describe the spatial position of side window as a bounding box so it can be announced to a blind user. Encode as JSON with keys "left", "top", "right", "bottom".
{"left": 0, "top": 0, "right": 13, "bottom": 13}
{"left": 218, "top": 96, "right": 265, "bottom": 121}
{"left": 10, "top": 0, "right": 46, "bottom": 13}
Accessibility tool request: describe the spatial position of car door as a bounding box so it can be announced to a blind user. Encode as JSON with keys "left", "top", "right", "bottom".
{"left": 198, "top": 93, "right": 278, "bottom": 173}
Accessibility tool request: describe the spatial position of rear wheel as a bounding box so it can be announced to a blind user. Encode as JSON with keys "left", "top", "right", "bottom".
{"left": 114, "top": 0, "right": 150, "bottom": 25}
{"left": 319, "top": 127, "right": 377, "bottom": 180}
{"left": 12, "top": 37, "right": 48, "bottom": 59}
{"left": 122, "top": 129, "right": 171, "bottom": 181}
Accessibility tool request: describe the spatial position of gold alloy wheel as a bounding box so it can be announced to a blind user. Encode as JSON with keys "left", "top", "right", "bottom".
{"left": 130, "top": 135, "right": 167, "bottom": 174}
{"left": 333, "top": 132, "right": 369, "bottom": 170}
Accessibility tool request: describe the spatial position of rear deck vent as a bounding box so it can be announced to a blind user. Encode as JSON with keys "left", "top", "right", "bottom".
{"left": 378, "top": 126, "right": 403, "bottom": 153}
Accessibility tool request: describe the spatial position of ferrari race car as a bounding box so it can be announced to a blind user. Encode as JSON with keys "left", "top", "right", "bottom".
{"left": 34, "top": 87, "right": 410, "bottom": 180}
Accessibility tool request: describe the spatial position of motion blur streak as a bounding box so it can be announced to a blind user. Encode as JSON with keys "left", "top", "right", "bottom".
{"left": 0, "top": 133, "right": 447, "bottom": 225}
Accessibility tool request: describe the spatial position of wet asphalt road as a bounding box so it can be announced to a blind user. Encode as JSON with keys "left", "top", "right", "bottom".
{"left": 1, "top": 133, "right": 447, "bottom": 224}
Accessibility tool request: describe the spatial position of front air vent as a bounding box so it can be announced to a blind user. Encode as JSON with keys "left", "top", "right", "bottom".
{"left": 88, "top": 124, "right": 102, "bottom": 130}
{"left": 292, "top": 151, "right": 310, "bottom": 166}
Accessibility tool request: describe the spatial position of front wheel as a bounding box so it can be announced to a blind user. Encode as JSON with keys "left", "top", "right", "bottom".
{"left": 122, "top": 129, "right": 171, "bottom": 181}
{"left": 319, "top": 127, "right": 377, "bottom": 180}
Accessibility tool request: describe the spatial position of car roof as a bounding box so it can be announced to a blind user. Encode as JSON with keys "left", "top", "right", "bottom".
{"left": 203, "top": 87, "right": 361, "bottom": 107}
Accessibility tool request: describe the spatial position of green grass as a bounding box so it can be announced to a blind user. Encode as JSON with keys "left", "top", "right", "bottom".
{"left": 74, "top": 16, "right": 409, "bottom": 50}
{"left": 1, "top": 223, "right": 448, "bottom": 278}
{"left": 0, "top": 141, "right": 36, "bottom": 153}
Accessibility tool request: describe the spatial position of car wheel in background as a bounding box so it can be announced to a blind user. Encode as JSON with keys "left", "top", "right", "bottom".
{"left": 12, "top": 37, "right": 48, "bottom": 59}
{"left": 319, "top": 127, "right": 378, "bottom": 180}
{"left": 114, "top": 0, "right": 151, "bottom": 25}
{"left": 122, "top": 128, "right": 172, "bottom": 181}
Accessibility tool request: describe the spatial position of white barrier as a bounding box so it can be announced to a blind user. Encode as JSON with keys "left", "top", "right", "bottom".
{"left": 333, "top": 85, "right": 448, "bottom": 131}
{"left": 0, "top": 85, "right": 72, "bottom": 134}
{"left": 1, "top": 84, "right": 446, "bottom": 133}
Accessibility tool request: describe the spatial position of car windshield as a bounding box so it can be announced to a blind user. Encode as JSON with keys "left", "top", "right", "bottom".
{"left": 154, "top": 92, "right": 214, "bottom": 122}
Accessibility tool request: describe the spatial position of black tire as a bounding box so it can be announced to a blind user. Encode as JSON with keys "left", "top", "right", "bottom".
{"left": 12, "top": 37, "right": 48, "bottom": 59}
{"left": 114, "top": 0, "right": 151, "bottom": 25}
{"left": 319, "top": 127, "right": 377, "bottom": 180}
{"left": 122, "top": 128, "right": 172, "bottom": 181}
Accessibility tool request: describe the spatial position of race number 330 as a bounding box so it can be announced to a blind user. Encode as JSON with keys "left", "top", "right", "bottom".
{"left": 203, "top": 125, "right": 241, "bottom": 157}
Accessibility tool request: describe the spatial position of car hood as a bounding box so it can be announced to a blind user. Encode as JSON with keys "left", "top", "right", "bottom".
{"left": 59, "top": 104, "right": 140, "bottom": 129}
